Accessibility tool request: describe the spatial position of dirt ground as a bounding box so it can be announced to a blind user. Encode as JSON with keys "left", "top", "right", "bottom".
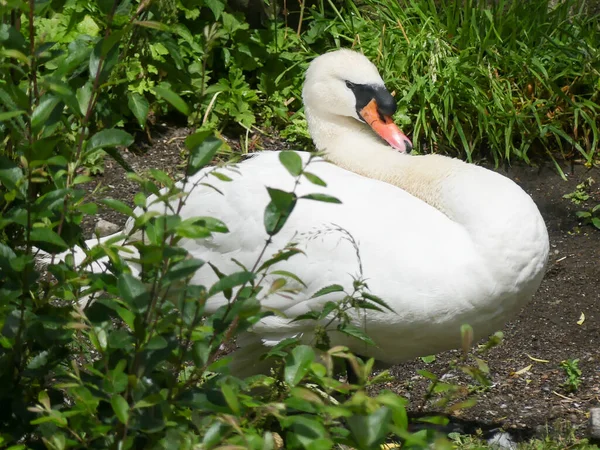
{"left": 86, "top": 125, "right": 600, "bottom": 440}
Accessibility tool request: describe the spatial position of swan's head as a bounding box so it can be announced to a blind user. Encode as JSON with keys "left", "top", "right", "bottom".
{"left": 303, "top": 49, "right": 412, "bottom": 153}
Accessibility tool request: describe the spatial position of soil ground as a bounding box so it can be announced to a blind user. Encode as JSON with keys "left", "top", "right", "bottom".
{"left": 85, "top": 125, "right": 600, "bottom": 440}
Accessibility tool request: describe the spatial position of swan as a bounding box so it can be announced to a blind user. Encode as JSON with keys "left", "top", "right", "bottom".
{"left": 53, "top": 49, "right": 549, "bottom": 375}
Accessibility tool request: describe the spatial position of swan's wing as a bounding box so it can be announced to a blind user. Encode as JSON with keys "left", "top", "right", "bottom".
{"left": 149, "top": 152, "right": 484, "bottom": 328}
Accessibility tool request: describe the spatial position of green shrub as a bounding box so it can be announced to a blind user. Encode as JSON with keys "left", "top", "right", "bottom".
{"left": 0, "top": 3, "right": 470, "bottom": 448}
{"left": 320, "top": 0, "right": 600, "bottom": 171}
{"left": 1, "top": 0, "right": 597, "bottom": 447}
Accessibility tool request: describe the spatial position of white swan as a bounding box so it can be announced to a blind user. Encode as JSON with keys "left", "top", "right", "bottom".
{"left": 58, "top": 49, "right": 550, "bottom": 375}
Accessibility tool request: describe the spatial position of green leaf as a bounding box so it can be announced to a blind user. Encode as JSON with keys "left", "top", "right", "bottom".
{"left": 205, "top": 0, "right": 225, "bottom": 19}
{"left": 154, "top": 84, "right": 189, "bottom": 115}
{"left": 271, "top": 270, "right": 307, "bottom": 287}
{"left": 147, "top": 335, "right": 168, "bottom": 350}
{"left": 592, "top": 217, "right": 600, "bottom": 229}
{"left": 43, "top": 79, "right": 80, "bottom": 117}
{"left": 89, "top": 37, "right": 119, "bottom": 81}
{"left": 284, "top": 345, "right": 315, "bottom": 386}
{"left": 291, "top": 311, "right": 319, "bottom": 322}
{"left": 186, "top": 131, "right": 223, "bottom": 176}
{"left": 210, "top": 171, "right": 232, "bottom": 182}
{"left": 337, "top": 323, "right": 375, "bottom": 346}
{"left": 420, "top": 355, "right": 436, "bottom": 363}
{"left": 162, "top": 258, "right": 204, "bottom": 283}
{"left": 284, "top": 416, "right": 329, "bottom": 448}
{"left": 362, "top": 292, "right": 395, "bottom": 313}
{"left": 127, "top": 92, "right": 149, "bottom": 128}
{"left": 221, "top": 383, "right": 241, "bottom": 414}
{"left": 111, "top": 395, "right": 129, "bottom": 424}
{"left": 268, "top": 188, "right": 295, "bottom": 211}
{"left": 0, "top": 155, "right": 23, "bottom": 192}
{"left": 300, "top": 193, "right": 341, "bottom": 204}
{"left": 257, "top": 248, "right": 303, "bottom": 272}
{"left": 108, "top": 329, "right": 133, "bottom": 349}
{"left": 208, "top": 271, "right": 254, "bottom": 297}
{"left": 27, "top": 351, "right": 49, "bottom": 370}
{"left": 347, "top": 407, "right": 392, "bottom": 449}
{"left": 318, "top": 301, "right": 338, "bottom": 320}
{"left": 416, "top": 415, "right": 449, "bottom": 425}
{"left": 133, "top": 20, "right": 170, "bottom": 31}
{"left": 264, "top": 188, "right": 297, "bottom": 236}
{"left": 149, "top": 168, "right": 173, "bottom": 187}
{"left": 87, "top": 129, "right": 134, "bottom": 152}
{"left": 279, "top": 151, "right": 303, "bottom": 177}
{"left": 377, "top": 392, "right": 408, "bottom": 430}
{"left": 30, "top": 228, "right": 68, "bottom": 250}
{"left": 175, "top": 223, "right": 211, "bottom": 239}
{"left": 194, "top": 217, "right": 229, "bottom": 233}
{"left": 134, "top": 393, "right": 165, "bottom": 409}
{"left": 303, "top": 172, "right": 327, "bottom": 186}
{"left": 0, "top": 110, "right": 25, "bottom": 122}
{"left": 0, "top": 23, "right": 26, "bottom": 50}
{"left": 77, "top": 82, "right": 93, "bottom": 115}
{"left": 191, "top": 341, "right": 210, "bottom": 366}
{"left": 31, "top": 95, "right": 61, "bottom": 131}
{"left": 416, "top": 369, "right": 438, "bottom": 381}
{"left": 203, "top": 422, "right": 228, "bottom": 447}
{"left": 101, "top": 198, "right": 134, "bottom": 217}
{"left": 104, "top": 146, "right": 136, "bottom": 173}
{"left": 311, "top": 284, "right": 344, "bottom": 298}
{"left": 118, "top": 273, "right": 149, "bottom": 312}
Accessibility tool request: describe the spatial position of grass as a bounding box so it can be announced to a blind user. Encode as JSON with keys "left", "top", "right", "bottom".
{"left": 285, "top": 0, "right": 600, "bottom": 174}
{"left": 452, "top": 418, "right": 598, "bottom": 449}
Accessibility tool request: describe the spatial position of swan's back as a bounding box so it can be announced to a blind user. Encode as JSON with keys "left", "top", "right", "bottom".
{"left": 131, "top": 151, "right": 527, "bottom": 363}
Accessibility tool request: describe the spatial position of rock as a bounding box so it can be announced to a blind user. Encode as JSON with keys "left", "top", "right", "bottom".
{"left": 534, "top": 424, "right": 549, "bottom": 439}
{"left": 588, "top": 407, "right": 600, "bottom": 441}
{"left": 487, "top": 431, "right": 517, "bottom": 450}
{"left": 95, "top": 219, "right": 120, "bottom": 237}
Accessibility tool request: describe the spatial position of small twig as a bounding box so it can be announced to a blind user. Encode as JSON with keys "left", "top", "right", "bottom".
{"left": 552, "top": 390, "right": 577, "bottom": 402}
{"left": 397, "top": 19, "right": 410, "bottom": 45}
{"left": 296, "top": 0, "right": 305, "bottom": 36}
{"left": 202, "top": 91, "right": 222, "bottom": 125}
{"left": 166, "top": 136, "right": 186, "bottom": 145}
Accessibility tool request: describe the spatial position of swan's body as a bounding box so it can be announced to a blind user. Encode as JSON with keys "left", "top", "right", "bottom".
{"left": 52, "top": 49, "right": 549, "bottom": 374}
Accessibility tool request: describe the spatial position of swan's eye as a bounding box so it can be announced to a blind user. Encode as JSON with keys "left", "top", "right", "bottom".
{"left": 345, "top": 80, "right": 355, "bottom": 89}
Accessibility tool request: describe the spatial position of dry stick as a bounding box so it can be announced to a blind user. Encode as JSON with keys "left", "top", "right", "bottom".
{"left": 296, "top": 0, "right": 306, "bottom": 36}
{"left": 284, "top": 0, "right": 288, "bottom": 39}
{"left": 28, "top": 0, "right": 38, "bottom": 101}
{"left": 397, "top": 19, "right": 410, "bottom": 45}
{"left": 202, "top": 91, "right": 222, "bottom": 125}
{"left": 376, "top": 25, "right": 385, "bottom": 65}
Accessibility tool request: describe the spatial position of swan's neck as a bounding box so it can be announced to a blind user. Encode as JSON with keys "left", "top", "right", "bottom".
{"left": 306, "top": 106, "right": 549, "bottom": 284}
{"left": 306, "top": 105, "right": 457, "bottom": 214}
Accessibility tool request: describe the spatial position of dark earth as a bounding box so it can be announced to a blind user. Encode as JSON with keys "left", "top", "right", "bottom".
{"left": 83, "top": 124, "right": 600, "bottom": 441}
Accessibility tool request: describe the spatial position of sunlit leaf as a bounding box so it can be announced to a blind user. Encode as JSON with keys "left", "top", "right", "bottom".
{"left": 284, "top": 345, "right": 315, "bottom": 386}
{"left": 154, "top": 84, "right": 189, "bottom": 115}
{"left": 87, "top": 129, "right": 134, "bottom": 152}
{"left": 186, "top": 131, "right": 222, "bottom": 175}
{"left": 111, "top": 395, "right": 129, "bottom": 424}
{"left": 127, "top": 92, "right": 149, "bottom": 128}
{"left": 279, "top": 151, "right": 303, "bottom": 177}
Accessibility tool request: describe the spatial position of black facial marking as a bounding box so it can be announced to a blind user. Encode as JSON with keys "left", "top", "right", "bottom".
{"left": 345, "top": 81, "right": 397, "bottom": 120}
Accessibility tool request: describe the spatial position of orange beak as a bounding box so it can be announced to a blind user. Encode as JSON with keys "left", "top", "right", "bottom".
{"left": 359, "top": 99, "right": 412, "bottom": 153}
